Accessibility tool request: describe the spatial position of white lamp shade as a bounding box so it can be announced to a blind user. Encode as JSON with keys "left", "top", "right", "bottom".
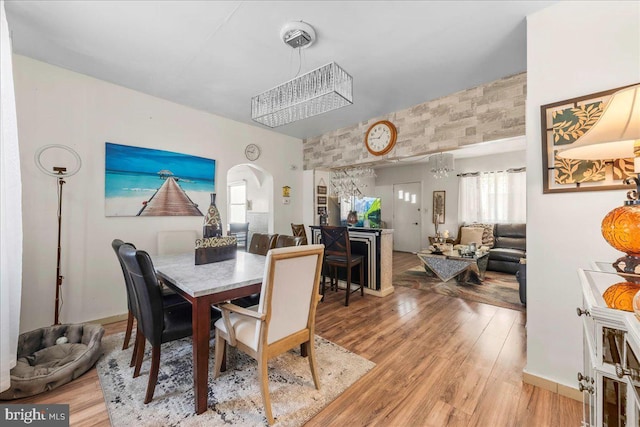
{"left": 557, "top": 84, "right": 640, "bottom": 160}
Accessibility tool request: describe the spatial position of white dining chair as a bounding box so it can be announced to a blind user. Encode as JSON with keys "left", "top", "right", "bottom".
{"left": 213, "top": 244, "right": 325, "bottom": 425}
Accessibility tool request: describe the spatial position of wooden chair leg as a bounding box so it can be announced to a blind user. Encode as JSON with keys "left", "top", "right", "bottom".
{"left": 221, "top": 342, "right": 227, "bottom": 372}
{"left": 130, "top": 326, "right": 140, "bottom": 367}
{"left": 144, "top": 345, "right": 160, "bottom": 404}
{"left": 133, "top": 332, "right": 146, "bottom": 378}
{"left": 213, "top": 332, "right": 226, "bottom": 378}
{"left": 360, "top": 262, "right": 365, "bottom": 296}
{"left": 122, "top": 311, "right": 134, "bottom": 350}
{"left": 300, "top": 343, "right": 308, "bottom": 358}
{"left": 306, "top": 340, "right": 321, "bottom": 390}
{"left": 345, "top": 265, "right": 352, "bottom": 306}
{"left": 258, "top": 354, "right": 274, "bottom": 425}
{"left": 331, "top": 266, "right": 338, "bottom": 291}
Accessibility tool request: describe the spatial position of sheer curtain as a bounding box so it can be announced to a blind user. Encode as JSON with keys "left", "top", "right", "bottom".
{"left": 1, "top": 0, "right": 23, "bottom": 393}
{"left": 458, "top": 169, "right": 526, "bottom": 224}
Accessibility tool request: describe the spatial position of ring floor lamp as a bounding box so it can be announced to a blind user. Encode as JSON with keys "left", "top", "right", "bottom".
{"left": 35, "top": 145, "right": 82, "bottom": 325}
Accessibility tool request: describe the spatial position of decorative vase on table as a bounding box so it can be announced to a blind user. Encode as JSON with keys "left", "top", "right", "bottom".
{"left": 203, "top": 193, "right": 222, "bottom": 238}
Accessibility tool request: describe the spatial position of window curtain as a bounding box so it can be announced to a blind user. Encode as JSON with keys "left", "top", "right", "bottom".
{"left": 458, "top": 169, "right": 526, "bottom": 224}
{"left": 1, "top": 0, "right": 23, "bottom": 393}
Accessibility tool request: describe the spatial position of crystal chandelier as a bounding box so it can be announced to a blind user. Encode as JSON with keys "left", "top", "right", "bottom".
{"left": 251, "top": 22, "right": 353, "bottom": 128}
{"left": 330, "top": 166, "right": 376, "bottom": 202}
{"left": 427, "top": 153, "right": 455, "bottom": 178}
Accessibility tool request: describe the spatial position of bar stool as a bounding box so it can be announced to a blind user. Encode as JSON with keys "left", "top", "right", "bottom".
{"left": 320, "top": 226, "right": 365, "bottom": 306}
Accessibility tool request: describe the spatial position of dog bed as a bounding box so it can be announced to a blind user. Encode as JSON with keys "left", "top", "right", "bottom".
{"left": 0, "top": 323, "right": 104, "bottom": 400}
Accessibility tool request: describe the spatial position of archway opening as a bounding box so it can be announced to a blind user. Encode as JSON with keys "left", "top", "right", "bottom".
{"left": 226, "top": 164, "right": 274, "bottom": 243}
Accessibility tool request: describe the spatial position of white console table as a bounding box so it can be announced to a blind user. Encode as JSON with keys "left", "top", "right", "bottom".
{"left": 577, "top": 268, "right": 640, "bottom": 426}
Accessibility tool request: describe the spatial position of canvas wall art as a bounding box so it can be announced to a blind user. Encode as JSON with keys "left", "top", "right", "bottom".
{"left": 433, "top": 191, "right": 445, "bottom": 224}
{"left": 105, "top": 142, "right": 216, "bottom": 217}
{"left": 541, "top": 85, "right": 635, "bottom": 193}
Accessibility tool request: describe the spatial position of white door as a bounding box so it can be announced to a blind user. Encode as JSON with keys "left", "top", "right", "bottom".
{"left": 393, "top": 182, "right": 422, "bottom": 252}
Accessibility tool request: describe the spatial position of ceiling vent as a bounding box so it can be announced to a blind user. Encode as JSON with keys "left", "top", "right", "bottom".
{"left": 280, "top": 21, "right": 316, "bottom": 49}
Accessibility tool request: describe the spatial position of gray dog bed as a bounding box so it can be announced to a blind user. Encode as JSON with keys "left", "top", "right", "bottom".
{"left": 0, "top": 323, "right": 104, "bottom": 400}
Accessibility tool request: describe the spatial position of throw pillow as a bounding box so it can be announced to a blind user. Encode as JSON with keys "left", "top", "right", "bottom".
{"left": 460, "top": 227, "right": 484, "bottom": 246}
{"left": 469, "top": 223, "right": 495, "bottom": 247}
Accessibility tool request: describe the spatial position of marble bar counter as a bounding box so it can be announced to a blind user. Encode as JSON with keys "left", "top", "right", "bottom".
{"left": 310, "top": 226, "right": 394, "bottom": 297}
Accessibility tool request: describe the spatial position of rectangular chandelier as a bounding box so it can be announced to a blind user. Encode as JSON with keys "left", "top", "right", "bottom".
{"left": 251, "top": 62, "right": 353, "bottom": 128}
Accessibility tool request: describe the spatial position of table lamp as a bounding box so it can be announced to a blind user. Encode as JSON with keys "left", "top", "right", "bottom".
{"left": 557, "top": 83, "right": 640, "bottom": 276}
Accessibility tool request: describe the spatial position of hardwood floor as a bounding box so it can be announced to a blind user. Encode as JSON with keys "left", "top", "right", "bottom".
{"left": 12, "top": 251, "right": 582, "bottom": 426}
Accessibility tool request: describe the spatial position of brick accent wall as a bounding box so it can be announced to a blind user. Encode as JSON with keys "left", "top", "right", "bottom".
{"left": 303, "top": 72, "right": 526, "bottom": 170}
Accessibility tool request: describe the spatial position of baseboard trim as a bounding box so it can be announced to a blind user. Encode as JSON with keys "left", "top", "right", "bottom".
{"left": 330, "top": 279, "right": 394, "bottom": 297}
{"left": 365, "top": 286, "right": 394, "bottom": 297}
{"left": 522, "top": 372, "right": 582, "bottom": 402}
{"left": 87, "top": 313, "right": 129, "bottom": 326}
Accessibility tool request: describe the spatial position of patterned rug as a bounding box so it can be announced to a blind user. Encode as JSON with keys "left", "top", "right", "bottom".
{"left": 394, "top": 265, "right": 524, "bottom": 312}
{"left": 96, "top": 333, "right": 374, "bottom": 426}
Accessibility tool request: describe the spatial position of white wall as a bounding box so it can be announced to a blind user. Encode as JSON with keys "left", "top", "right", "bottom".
{"left": 526, "top": 1, "right": 640, "bottom": 388}
{"left": 375, "top": 149, "right": 525, "bottom": 249}
{"left": 456, "top": 150, "right": 526, "bottom": 174}
{"left": 14, "top": 56, "right": 303, "bottom": 332}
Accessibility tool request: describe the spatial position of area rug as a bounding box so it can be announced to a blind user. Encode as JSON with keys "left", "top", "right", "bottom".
{"left": 96, "top": 333, "right": 374, "bottom": 427}
{"left": 394, "top": 265, "right": 524, "bottom": 312}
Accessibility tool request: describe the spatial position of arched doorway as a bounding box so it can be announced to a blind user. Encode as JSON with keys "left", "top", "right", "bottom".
{"left": 226, "top": 164, "right": 274, "bottom": 243}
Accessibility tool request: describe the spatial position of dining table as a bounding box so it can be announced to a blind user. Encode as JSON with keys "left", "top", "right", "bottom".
{"left": 151, "top": 250, "right": 266, "bottom": 415}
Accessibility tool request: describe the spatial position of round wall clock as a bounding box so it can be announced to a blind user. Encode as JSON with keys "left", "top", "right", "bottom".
{"left": 365, "top": 120, "right": 397, "bottom": 156}
{"left": 244, "top": 143, "right": 261, "bottom": 161}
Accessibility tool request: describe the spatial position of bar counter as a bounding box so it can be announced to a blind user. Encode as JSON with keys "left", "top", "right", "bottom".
{"left": 310, "top": 226, "right": 394, "bottom": 297}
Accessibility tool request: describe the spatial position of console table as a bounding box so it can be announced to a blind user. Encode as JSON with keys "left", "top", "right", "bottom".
{"left": 577, "top": 267, "right": 640, "bottom": 426}
{"left": 310, "top": 226, "right": 394, "bottom": 297}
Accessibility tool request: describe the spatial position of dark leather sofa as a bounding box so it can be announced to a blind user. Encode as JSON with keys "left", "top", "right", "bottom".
{"left": 487, "top": 223, "right": 526, "bottom": 274}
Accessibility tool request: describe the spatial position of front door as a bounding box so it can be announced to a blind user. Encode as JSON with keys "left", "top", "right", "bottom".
{"left": 393, "top": 182, "right": 421, "bottom": 252}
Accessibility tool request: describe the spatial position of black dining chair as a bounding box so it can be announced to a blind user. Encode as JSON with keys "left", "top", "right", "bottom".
{"left": 320, "top": 226, "right": 365, "bottom": 306}
{"left": 111, "top": 239, "right": 188, "bottom": 366}
{"left": 229, "top": 222, "right": 250, "bottom": 251}
{"left": 118, "top": 243, "right": 221, "bottom": 404}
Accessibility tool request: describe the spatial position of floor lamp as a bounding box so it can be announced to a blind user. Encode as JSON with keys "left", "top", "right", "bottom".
{"left": 35, "top": 144, "right": 82, "bottom": 325}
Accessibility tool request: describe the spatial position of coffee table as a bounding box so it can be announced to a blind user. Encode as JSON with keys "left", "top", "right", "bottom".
{"left": 417, "top": 250, "right": 490, "bottom": 284}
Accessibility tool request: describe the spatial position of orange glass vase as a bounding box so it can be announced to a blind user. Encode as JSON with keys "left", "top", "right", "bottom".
{"left": 602, "top": 203, "right": 640, "bottom": 276}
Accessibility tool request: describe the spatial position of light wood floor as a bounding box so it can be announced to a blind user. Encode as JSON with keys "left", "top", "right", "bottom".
{"left": 13, "top": 252, "right": 582, "bottom": 426}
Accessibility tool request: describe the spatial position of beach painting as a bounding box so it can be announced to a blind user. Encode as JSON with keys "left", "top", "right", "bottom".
{"left": 105, "top": 142, "right": 215, "bottom": 217}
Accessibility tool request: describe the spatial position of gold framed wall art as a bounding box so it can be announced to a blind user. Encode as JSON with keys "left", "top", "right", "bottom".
{"left": 541, "top": 84, "right": 636, "bottom": 193}
{"left": 433, "top": 191, "right": 445, "bottom": 224}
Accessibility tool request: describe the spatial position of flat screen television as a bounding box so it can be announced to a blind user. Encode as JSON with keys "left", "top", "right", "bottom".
{"left": 340, "top": 197, "right": 381, "bottom": 228}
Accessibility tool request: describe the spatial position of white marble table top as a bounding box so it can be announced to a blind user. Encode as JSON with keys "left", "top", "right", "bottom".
{"left": 152, "top": 251, "right": 266, "bottom": 298}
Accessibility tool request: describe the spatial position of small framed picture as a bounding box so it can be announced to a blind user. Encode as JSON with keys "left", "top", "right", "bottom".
{"left": 317, "top": 185, "right": 327, "bottom": 195}
{"left": 317, "top": 206, "right": 327, "bottom": 215}
{"left": 317, "top": 196, "right": 327, "bottom": 205}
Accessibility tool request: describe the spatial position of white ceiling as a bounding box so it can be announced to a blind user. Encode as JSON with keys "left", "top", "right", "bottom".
{"left": 4, "top": 1, "right": 554, "bottom": 141}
